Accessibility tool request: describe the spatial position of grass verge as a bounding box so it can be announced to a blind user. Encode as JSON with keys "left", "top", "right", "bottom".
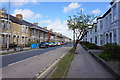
{"left": 50, "top": 47, "right": 75, "bottom": 78}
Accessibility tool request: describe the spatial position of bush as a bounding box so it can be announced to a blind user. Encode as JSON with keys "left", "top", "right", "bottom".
{"left": 98, "top": 53, "right": 112, "bottom": 61}
{"left": 25, "top": 41, "right": 34, "bottom": 47}
{"left": 86, "top": 43, "right": 98, "bottom": 49}
{"left": 9, "top": 43, "right": 17, "bottom": 48}
{"left": 80, "top": 41, "right": 98, "bottom": 49}
{"left": 103, "top": 43, "right": 120, "bottom": 59}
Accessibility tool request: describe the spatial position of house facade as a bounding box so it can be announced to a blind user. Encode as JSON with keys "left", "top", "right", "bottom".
{"left": 0, "top": 12, "right": 71, "bottom": 49}
{"left": 82, "top": 1, "right": 120, "bottom": 46}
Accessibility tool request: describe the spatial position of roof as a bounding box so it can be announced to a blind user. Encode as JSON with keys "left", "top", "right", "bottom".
{"left": 2, "top": 13, "right": 71, "bottom": 39}
{"left": 97, "top": 8, "right": 111, "bottom": 20}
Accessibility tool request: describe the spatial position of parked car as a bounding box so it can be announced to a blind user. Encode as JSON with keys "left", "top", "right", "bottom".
{"left": 53, "top": 42, "right": 58, "bottom": 46}
{"left": 60, "top": 42, "right": 65, "bottom": 45}
{"left": 48, "top": 42, "right": 54, "bottom": 47}
{"left": 57, "top": 42, "right": 61, "bottom": 46}
{"left": 39, "top": 42, "right": 49, "bottom": 48}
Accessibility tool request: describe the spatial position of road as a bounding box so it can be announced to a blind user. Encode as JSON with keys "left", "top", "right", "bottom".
{"left": 1, "top": 44, "right": 72, "bottom": 78}
{"left": 2, "top": 44, "right": 72, "bottom": 67}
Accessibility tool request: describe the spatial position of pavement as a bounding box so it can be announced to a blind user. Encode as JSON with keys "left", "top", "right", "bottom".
{"left": 67, "top": 44, "right": 115, "bottom": 78}
{"left": 0, "top": 47, "right": 31, "bottom": 53}
{"left": 1, "top": 44, "right": 72, "bottom": 78}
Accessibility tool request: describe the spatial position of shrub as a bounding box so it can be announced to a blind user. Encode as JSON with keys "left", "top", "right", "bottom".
{"left": 80, "top": 41, "right": 98, "bottom": 49}
{"left": 98, "top": 53, "right": 112, "bottom": 61}
{"left": 25, "top": 41, "right": 34, "bottom": 47}
{"left": 79, "top": 41, "right": 90, "bottom": 46}
{"left": 86, "top": 43, "right": 98, "bottom": 49}
{"left": 103, "top": 43, "right": 120, "bottom": 59}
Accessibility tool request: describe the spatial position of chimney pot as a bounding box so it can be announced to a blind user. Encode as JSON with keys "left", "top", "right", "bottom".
{"left": 16, "top": 14, "right": 23, "bottom": 20}
{"left": 44, "top": 27, "right": 47, "bottom": 30}
{"left": 33, "top": 23, "right": 38, "bottom": 26}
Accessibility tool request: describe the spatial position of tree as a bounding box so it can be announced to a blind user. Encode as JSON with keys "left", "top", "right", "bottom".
{"left": 67, "top": 10, "right": 96, "bottom": 49}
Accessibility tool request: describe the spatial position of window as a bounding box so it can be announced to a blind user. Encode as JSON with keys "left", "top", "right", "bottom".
{"left": 95, "top": 26, "right": 97, "bottom": 32}
{"left": 113, "top": 30, "right": 116, "bottom": 43}
{"left": 90, "top": 38, "right": 92, "bottom": 43}
{"left": 110, "top": 14, "right": 112, "bottom": 23}
{"left": 26, "top": 27, "right": 28, "bottom": 33}
{"left": 100, "top": 20, "right": 103, "bottom": 29}
{"left": 25, "top": 37, "right": 28, "bottom": 44}
{"left": 22, "top": 25, "right": 24, "bottom": 32}
{"left": 113, "top": 5, "right": 117, "bottom": 21}
{"left": 22, "top": 36, "right": 24, "bottom": 44}
{"left": 100, "top": 35, "right": 103, "bottom": 45}
{"left": 13, "top": 35, "right": 16, "bottom": 43}
{"left": 6, "top": 22, "right": 10, "bottom": 30}
{"left": 90, "top": 30, "right": 92, "bottom": 34}
{"left": 1, "top": 20, "right": 4, "bottom": 29}
{"left": 95, "top": 36, "right": 97, "bottom": 44}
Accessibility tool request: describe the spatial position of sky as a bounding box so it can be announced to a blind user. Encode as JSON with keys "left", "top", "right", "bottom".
{"left": 1, "top": 1, "right": 112, "bottom": 39}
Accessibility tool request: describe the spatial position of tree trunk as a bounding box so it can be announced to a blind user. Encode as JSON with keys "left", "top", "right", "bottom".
{"left": 73, "top": 39, "right": 79, "bottom": 49}
{"left": 73, "top": 30, "right": 75, "bottom": 45}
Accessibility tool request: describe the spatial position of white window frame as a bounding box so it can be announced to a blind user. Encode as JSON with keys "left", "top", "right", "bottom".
{"left": 113, "top": 4, "right": 117, "bottom": 21}
{"left": 22, "top": 25, "right": 25, "bottom": 32}
{"left": 21, "top": 36, "right": 24, "bottom": 44}
{"left": 26, "top": 26, "right": 28, "bottom": 33}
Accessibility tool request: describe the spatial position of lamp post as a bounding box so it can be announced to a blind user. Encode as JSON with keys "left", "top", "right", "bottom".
{"left": 7, "top": 0, "right": 10, "bottom": 51}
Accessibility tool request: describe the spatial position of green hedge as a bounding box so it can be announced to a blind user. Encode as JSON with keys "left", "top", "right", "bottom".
{"left": 79, "top": 41, "right": 98, "bottom": 49}
{"left": 25, "top": 41, "right": 34, "bottom": 47}
{"left": 98, "top": 53, "right": 111, "bottom": 61}
{"left": 103, "top": 43, "right": 120, "bottom": 59}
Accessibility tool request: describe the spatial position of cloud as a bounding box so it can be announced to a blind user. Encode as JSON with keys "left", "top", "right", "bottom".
{"left": 34, "top": 14, "right": 42, "bottom": 18}
{"left": 91, "top": 9, "right": 101, "bottom": 14}
{"left": 63, "top": 2, "right": 81, "bottom": 13}
{"left": 13, "top": 9, "right": 35, "bottom": 19}
{"left": 13, "top": 9, "right": 42, "bottom": 19}
{"left": 11, "top": 0, "right": 38, "bottom": 7}
{"left": 47, "top": 19, "right": 72, "bottom": 39}
{"left": 41, "top": 20, "right": 52, "bottom": 23}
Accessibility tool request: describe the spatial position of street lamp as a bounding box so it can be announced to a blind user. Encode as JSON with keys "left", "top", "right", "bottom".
{"left": 7, "top": 0, "right": 10, "bottom": 51}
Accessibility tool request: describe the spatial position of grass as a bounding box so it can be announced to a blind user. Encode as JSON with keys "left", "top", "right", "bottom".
{"left": 50, "top": 47, "right": 75, "bottom": 78}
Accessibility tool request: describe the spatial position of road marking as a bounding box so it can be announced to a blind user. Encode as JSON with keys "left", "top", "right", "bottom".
{"left": 2, "top": 49, "right": 41, "bottom": 56}
{"left": 5, "top": 47, "right": 66, "bottom": 67}
{"left": 34, "top": 53, "right": 67, "bottom": 80}
{"left": 7, "top": 55, "right": 38, "bottom": 67}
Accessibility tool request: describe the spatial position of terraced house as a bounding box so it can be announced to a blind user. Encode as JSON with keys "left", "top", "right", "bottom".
{"left": 0, "top": 11, "right": 71, "bottom": 49}
{"left": 83, "top": 1, "right": 120, "bottom": 46}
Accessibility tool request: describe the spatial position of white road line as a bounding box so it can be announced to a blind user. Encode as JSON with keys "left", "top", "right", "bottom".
{"left": 2, "top": 49, "right": 45, "bottom": 57}
{"left": 7, "top": 55, "right": 38, "bottom": 67}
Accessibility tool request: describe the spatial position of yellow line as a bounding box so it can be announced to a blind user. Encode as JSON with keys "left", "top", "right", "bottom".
{"left": 35, "top": 53, "right": 66, "bottom": 80}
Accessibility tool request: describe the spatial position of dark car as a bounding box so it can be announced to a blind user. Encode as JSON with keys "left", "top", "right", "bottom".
{"left": 39, "top": 42, "right": 49, "bottom": 48}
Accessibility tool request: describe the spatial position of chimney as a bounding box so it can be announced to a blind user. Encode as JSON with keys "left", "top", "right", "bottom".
{"left": 44, "top": 27, "right": 47, "bottom": 30}
{"left": 50, "top": 29, "right": 53, "bottom": 32}
{"left": 33, "top": 23, "right": 38, "bottom": 26}
{"left": 16, "top": 14, "right": 23, "bottom": 20}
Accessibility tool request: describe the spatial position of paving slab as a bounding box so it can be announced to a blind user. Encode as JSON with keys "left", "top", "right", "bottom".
{"left": 67, "top": 44, "right": 115, "bottom": 78}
